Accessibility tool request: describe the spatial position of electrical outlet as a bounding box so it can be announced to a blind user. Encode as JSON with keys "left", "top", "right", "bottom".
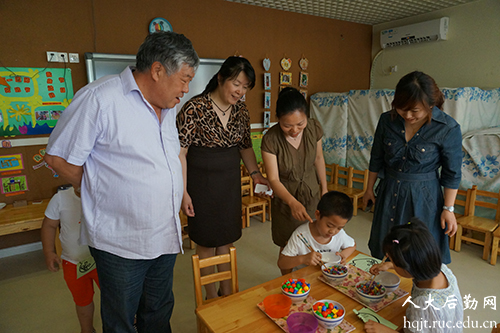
{"left": 47, "top": 51, "right": 58, "bottom": 62}
{"left": 58, "top": 52, "right": 68, "bottom": 63}
{"left": 69, "top": 53, "right": 79, "bottom": 63}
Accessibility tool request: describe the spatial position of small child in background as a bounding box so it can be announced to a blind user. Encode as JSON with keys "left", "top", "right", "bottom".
{"left": 365, "top": 218, "right": 463, "bottom": 333}
{"left": 278, "top": 191, "right": 356, "bottom": 273}
{"left": 41, "top": 186, "right": 100, "bottom": 333}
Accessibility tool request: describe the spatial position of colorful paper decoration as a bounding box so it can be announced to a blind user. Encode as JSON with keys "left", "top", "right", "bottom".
{"left": 1, "top": 175, "right": 28, "bottom": 194}
{"left": 264, "top": 92, "right": 271, "bottom": 109}
{"left": 264, "top": 73, "right": 271, "bottom": 90}
{"left": 280, "top": 57, "right": 292, "bottom": 71}
{"left": 263, "top": 58, "right": 271, "bottom": 71}
{"left": 299, "top": 57, "right": 309, "bottom": 70}
{"left": 300, "top": 72, "right": 309, "bottom": 88}
{"left": 279, "top": 72, "right": 292, "bottom": 86}
{"left": 0, "top": 154, "right": 24, "bottom": 172}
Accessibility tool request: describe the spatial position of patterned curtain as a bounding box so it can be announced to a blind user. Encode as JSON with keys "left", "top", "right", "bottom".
{"left": 310, "top": 88, "right": 500, "bottom": 192}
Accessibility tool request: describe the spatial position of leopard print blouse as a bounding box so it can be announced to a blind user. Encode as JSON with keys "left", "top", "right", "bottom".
{"left": 176, "top": 93, "right": 252, "bottom": 150}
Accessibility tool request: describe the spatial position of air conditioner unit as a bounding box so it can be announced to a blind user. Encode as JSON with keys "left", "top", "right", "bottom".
{"left": 380, "top": 17, "right": 449, "bottom": 49}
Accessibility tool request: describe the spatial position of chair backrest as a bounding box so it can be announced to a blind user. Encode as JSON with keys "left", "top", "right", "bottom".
{"left": 468, "top": 185, "right": 500, "bottom": 221}
{"left": 241, "top": 175, "right": 253, "bottom": 197}
{"left": 454, "top": 188, "right": 471, "bottom": 216}
{"left": 325, "top": 163, "right": 337, "bottom": 184}
{"left": 352, "top": 168, "right": 369, "bottom": 190}
{"left": 335, "top": 165, "right": 353, "bottom": 187}
{"left": 191, "top": 247, "right": 238, "bottom": 307}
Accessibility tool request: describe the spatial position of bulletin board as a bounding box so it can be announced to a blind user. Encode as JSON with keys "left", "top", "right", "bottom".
{"left": 0, "top": 67, "right": 73, "bottom": 137}
{"left": 0, "top": 145, "right": 67, "bottom": 204}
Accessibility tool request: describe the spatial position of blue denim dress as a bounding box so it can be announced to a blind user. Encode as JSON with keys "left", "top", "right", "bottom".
{"left": 368, "top": 107, "right": 462, "bottom": 264}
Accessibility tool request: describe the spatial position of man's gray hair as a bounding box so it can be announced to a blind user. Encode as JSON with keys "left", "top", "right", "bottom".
{"left": 136, "top": 31, "right": 199, "bottom": 75}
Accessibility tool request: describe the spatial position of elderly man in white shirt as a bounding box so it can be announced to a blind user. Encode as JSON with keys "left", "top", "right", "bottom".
{"left": 45, "top": 31, "right": 199, "bottom": 333}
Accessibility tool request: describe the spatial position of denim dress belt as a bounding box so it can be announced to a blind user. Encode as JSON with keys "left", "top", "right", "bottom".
{"left": 385, "top": 168, "right": 438, "bottom": 182}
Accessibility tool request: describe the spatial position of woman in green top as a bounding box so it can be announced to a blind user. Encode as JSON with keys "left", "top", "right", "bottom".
{"left": 261, "top": 87, "right": 328, "bottom": 275}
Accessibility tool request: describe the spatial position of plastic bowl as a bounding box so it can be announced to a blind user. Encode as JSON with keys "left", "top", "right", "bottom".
{"left": 264, "top": 294, "right": 292, "bottom": 318}
{"left": 312, "top": 299, "right": 345, "bottom": 329}
{"left": 287, "top": 312, "right": 318, "bottom": 333}
{"left": 281, "top": 278, "right": 311, "bottom": 304}
{"left": 374, "top": 271, "right": 401, "bottom": 293}
{"left": 355, "top": 281, "right": 386, "bottom": 305}
{"left": 321, "top": 264, "right": 348, "bottom": 286}
{"left": 321, "top": 252, "right": 341, "bottom": 265}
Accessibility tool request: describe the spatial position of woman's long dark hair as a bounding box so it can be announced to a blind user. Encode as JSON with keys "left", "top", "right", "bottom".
{"left": 202, "top": 56, "right": 255, "bottom": 95}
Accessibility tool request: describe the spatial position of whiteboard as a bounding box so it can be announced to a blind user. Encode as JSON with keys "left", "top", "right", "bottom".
{"left": 84, "top": 52, "right": 224, "bottom": 110}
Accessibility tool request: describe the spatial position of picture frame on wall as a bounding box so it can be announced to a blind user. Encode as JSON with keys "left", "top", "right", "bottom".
{"left": 279, "top": 72, "right": 292, "bottom": 86}
{"left": 264, "top": 111, "right": 271, "bottom": 128}
{"left": 300, "top": 72, "right": 308, "bottom": 88}
{"left": 300, "top": 89, "right": 308, "bottom": 100}
{"left": 264, "top": 73, "right": 271, "bottom": 90}
{"left": 264, "top": 92, "right": 271, "bottom": 109}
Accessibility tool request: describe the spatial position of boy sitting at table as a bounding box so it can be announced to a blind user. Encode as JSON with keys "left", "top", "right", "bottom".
{"left": 278, "top": 191, "right": 356, "bottom": 273}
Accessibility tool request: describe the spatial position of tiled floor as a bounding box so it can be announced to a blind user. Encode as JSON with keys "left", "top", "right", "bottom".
{"left": 1, "top": 210, "right": 498, "bottom": 332}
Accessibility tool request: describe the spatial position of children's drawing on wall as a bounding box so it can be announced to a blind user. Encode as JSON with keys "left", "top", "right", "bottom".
{"left": 280, "top": 72, "right": 292, "bottom": 86}
{"left": 0, "top": 67, "right": 73, "bottom": 137}
{"left": 1, "top": 175, "right": 28, "bottom": 195}
{"left": 264, "top": 73, "right": 271, "bottom": 90}
{"left": 264, "top": 111, "right": 271, "bottom": 128}
{"left": 300, "top": 72, "right": 308, "bottom": 88}
{"left": 0, "top": 153, "right": 24, "bottom": 172}
{"left": 264, "top": 92, "right": 271, "bottom": 109}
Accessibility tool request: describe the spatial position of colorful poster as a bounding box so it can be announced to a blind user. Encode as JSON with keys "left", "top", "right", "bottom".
{"left": 0, "top": 153, "right": 24, "bottom": 172}
{"left": 0, "top": 67, "right": 73, "bottom": 136}
{"left": 1, "top": 175, "right": 28, "bottom": 194}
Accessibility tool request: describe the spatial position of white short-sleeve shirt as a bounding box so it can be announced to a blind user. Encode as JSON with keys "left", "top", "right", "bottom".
{"left": 47, "top": 67, "right": 183, "bottom": 259}
{"left": 281, "top": 221, "right": 355, "bottom": 257}
{"left": 45, "top": 188, "right": 88, "bottom": 264}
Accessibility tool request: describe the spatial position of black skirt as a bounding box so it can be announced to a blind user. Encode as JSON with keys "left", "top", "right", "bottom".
{"left": 186, "top": 145, "right": 242, "bottom": 247}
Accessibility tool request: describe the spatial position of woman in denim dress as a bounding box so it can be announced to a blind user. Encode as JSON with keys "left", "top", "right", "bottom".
{"left": 363, "top": 71, "right": 462, "bottom": 264}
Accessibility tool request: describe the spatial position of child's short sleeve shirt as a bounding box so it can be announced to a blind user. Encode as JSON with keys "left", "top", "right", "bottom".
{"left": 404, "top": 264, "right": 464, "bottom": 333}
{"left": 45, "top": 188, "right": 90, "bottom": 264}
{"left": 281, "top": 222, "right": 355, "bottom": 257}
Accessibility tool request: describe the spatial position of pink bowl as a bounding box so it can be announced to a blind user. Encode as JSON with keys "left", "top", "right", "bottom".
{"left": 287, "top": 312, "right": 318, "bottom": 333}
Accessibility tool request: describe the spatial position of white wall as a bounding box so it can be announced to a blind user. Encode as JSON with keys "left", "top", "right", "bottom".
{"left": 370, "top": 0, "right": 500, "bottom": 89}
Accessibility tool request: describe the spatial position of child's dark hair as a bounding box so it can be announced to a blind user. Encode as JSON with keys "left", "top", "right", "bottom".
{"left": 382, "top": 218, "right": 442, "bottom": 282}
{"left": 316, "top": 191, "right": 353, "bottom": 221}
{"left": 276, "top": 87, "right": 309, "bottom": 118}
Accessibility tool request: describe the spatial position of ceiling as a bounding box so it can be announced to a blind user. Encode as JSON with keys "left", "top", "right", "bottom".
{"left": 225, "top": 0, "right": 479, "bottom": 25}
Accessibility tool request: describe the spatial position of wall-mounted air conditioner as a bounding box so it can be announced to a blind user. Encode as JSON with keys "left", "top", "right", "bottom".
{"left": 380, "top": 17, "right": 449, "bottom": 49}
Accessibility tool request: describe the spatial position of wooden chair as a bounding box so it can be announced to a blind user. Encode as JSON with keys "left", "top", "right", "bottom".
{"left": 326, "top": 164, "right": 369, "bottom": 215}
{"left": 192, "top": 247, "right": 238, "bottom": 332}
{"left": 449, "top": 188, "right": 471, "bottom": 250}
{"left": 454, "top": 185, "right": 500, "bottom": 261}
{"left": 490, "top": 226, "right": 500, "bottom": 265}
{"left": 192, "top": 246, "right": 238, "bottom": 320}
{"left": 325, "top": 163, "right": 336, "bottom": 184}
{"left": 241, "top": 175, "right": 267, "bottom": 227}
{"left": 179, "top": 211, "right": 195, "bottom": 250}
